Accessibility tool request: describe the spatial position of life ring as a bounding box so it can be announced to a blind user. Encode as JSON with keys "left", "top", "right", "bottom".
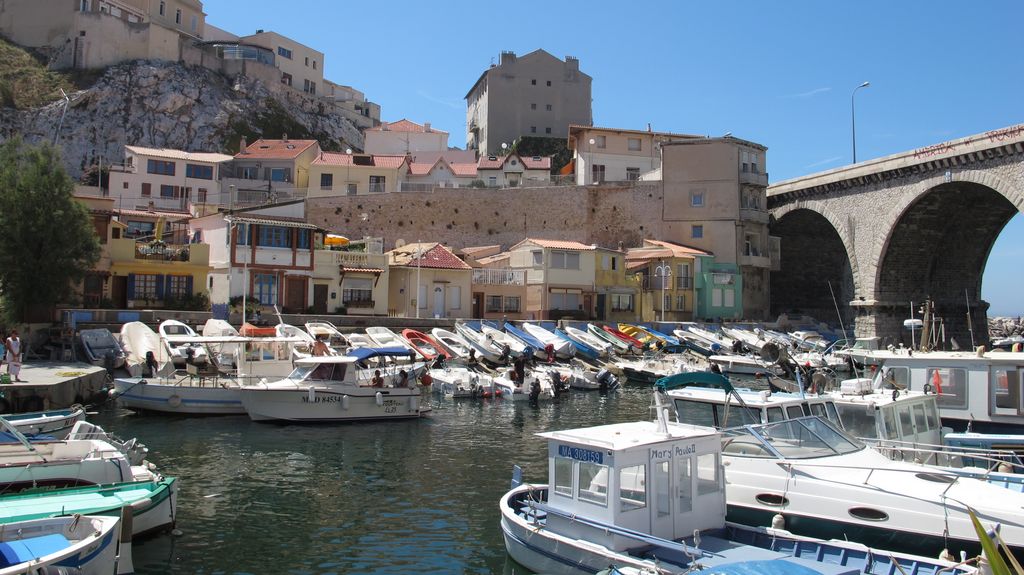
{"left": 420, "top": 373, "right": 433, "bottom": 387}
{"left": 923, "top": 383, "right": 933, "bottom": 395}
{"left": 892, "top": 389, "right": 900, "bottom": 401}
{"left": 167, "top": 395, "right": 182, "bottom": 408}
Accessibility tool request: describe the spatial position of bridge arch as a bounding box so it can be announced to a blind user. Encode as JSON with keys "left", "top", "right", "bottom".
{"left": 870, "top": 171, "right": 1023, "bottom": 347}
{"left": 770, "top": 204, "right": 858, "bottom": 328}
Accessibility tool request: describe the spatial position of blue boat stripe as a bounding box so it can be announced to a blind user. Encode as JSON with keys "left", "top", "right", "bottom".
{"left": 55, "top": 528, "right": 114, "bottom": 567}
{"left": 119, "top": 394, "right": 242, "bottom": 405}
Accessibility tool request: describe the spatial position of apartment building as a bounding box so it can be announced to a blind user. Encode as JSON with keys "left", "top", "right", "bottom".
{"left": 238, "top": 29, "right": 323, "bottom": 95}
{"left": 364, "top": 120, "right": 448, "bottom": 155}
{"left": 307, "top": 152, "right": 408, "bottom": 197}
{"left": 466, "top": 49, "right": 592, "bottom": 155}
{"left": 386, "top": 243, "right": 472, "bottom": 319}
{"left": 464, "top": 247, "right": 528, "bottom": 321}
{"left": 323, "top": 81, "right": 381, "bottom": 130}
{"left": 312, "top": 238, "right": 389, "bottom": 316}
{"left": 225, "top": 137, "right": 321, "bottom": 205}
{"left": 625, "top": 240, "right": 710, "bottom": 322}
{"left": 660, "top": 137, "right": 774, "bottom": 319}
{"left": 0, "top": 0, "right": 205, "bottom": 69}
{"left": 568, "top": 125, "right": 703, "bottom": 185}
{"left": 107, "top": 145, "right": 232, "bottom": 213}
{"left": 507, "top": 239, "right": 598, "bottom": 321}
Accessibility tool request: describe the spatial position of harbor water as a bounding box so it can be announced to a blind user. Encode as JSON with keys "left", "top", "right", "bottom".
{"left": 91, "top": 385, "right": 665, "bottom": 574}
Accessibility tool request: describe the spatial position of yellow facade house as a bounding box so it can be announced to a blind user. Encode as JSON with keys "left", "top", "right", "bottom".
{"left": 625, "top": 240, "right": 709, "bottom": 322}
{"left": 592, "top": 246, "right": 638, "bottom": 323}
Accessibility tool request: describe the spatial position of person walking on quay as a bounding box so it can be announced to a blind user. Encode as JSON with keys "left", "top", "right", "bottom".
{"left": 5, "top": 330, "right": 23, "bottom": 382}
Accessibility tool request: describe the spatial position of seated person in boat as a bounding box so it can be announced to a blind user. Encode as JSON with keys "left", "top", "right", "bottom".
{"left": 371, "top": 370, "right": 384, "bottom": 387}
{"left": 397, "top": 370, "right": 409, "bottom": 387}
{"left": 312, "top": 335, "right": 330, "bottom": 356}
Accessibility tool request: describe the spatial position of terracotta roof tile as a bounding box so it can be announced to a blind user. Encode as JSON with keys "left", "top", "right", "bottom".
{"left": 366, "top": 119, "right": 448, "bottom": 134}
{"left": 236, "top": 139, "right": 318, "bottom": 160}
{"left": 115, "top": 208, "right": 191, "bottom": 221}
{"left": 387, "top": 242, "right": 472, "bottom": 270}
{"left": 341, "top": 266, "right": 385, "bottom": 274}
{"left": 406, "top": 151, "right": 477, "bottom": 176}
{"left": 515, "top": 238, "right": 596, "bottom": 251}
{"left": 643, "top": 239, "right": 712, "bottom": 257}
{"left": 477, "top": 153, "right": 552, "bottom": 170}
{"left": 314, "top": 152, "right": 407, "bottom": 168}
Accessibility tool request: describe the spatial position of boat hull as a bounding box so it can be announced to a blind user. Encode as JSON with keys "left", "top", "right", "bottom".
{"left": 240, "top": 386, "right": 427, "bottom": 422}
{"left": 4, "top": 406, "right": 87, "bottom": 439}
{"left": 112, "top": 377, "right": 245, "bottom": 415}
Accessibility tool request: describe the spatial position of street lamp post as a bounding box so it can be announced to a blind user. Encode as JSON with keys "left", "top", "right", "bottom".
{"left": 654, "top": 262, "right": 671, "bottom": 323}
{"left": 851, "top": 81, "right": 870, "bottom": 164}
{"left": 587, "top": 138, "right": 595, "bottom": 185}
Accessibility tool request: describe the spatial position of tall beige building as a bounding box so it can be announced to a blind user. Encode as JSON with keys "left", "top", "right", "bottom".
{"left": 465, "top": 49, "right": 592, "bottom": 156}
{"left": 660, "top": 138, "right": 775, "bottom": 319}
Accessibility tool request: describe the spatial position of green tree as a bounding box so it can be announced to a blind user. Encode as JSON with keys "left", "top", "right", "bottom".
{"left": 0, "top": 139, "right": 100, "bottom": 322}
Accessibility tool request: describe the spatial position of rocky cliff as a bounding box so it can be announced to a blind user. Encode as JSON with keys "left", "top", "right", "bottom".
{"left": 0, "top": 58, "right": 363, "bottom": 176}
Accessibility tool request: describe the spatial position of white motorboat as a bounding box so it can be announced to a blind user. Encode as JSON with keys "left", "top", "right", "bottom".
{"left": 500, "top": 391, "right": 974, "bottom": 575}
{"left": 239, "top": 347, "right": 429, "bottom": 422}
{"left": 78, "top": 328, "right": 127, "bottom": 369}
{"left": 304, "top": 321, "right": 350, "bottom": 350}
{"left": 493, "top": 366, "right": 555, "bottom": 401}
{"left": 521, "top": 323, "right": 575, "bottom": 359}
{"left": 364, "top": 327, "right": 416, "bottom": 352}
{"left": 2, "top": 404, "right": 86, "bottom": 439}
{"left": 120, "top": 321, "right": 173, "bottom": 378}
{"left": 614, "top": 353, "right": 704, "bottom": 385}
{"left": 544, "top": 362, "right": 618, "bottom": 391}
{"left": 479, "top": 324, "right": 528, "bottom": 358}
{"left": 0, "top": 418, "right": 155, "bottom": 493}
{"left": 708, "top": 354, "right": 781, "bottom": 376}
{"left": 791, "top": 330, "right": 831, "bottom": 351}
{"left": 586, "top": 323, "right": 632, "bottom": 353}
{"left": 562, "top": 325, "right": 614, "bottom": 357}
{"left": 66, "top": 420, "right": 149, "bottom": 466}
{"left": 454, "top": 323, "right": 506, "bottom": 364}
{"left": 427, "top": 366, "right": 499, "bottom": 398}
{"left": 430, "top": 328, "right": 473, "bottom": 359}
{"left": 0, "top": 514, "right": 125, "bottom": 575}
{"left": 157, "top": 319, "right": 208, "bottom": 366}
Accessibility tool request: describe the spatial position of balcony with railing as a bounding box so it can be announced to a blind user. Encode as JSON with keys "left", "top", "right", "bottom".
{"left": 472, "top": 268, "right": 526, "bottom": 286}
{"left": 109, "top": 238, "right": 210, "bottom": 266}
{"left": 739, "top": 245, "right": 771, "bottom": 268}
{"left": 739, "top": 170, "right": 769, "bottom": 186}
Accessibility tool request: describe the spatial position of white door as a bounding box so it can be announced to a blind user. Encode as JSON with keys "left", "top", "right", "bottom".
{"left": 651, "top": 460, "right": 674, "bottom": 538}
{"left": 673, "top": 456, "right": 694, "bottom": 538}
{"left": 433, "top": 284, "right": 445, "bottom": 318}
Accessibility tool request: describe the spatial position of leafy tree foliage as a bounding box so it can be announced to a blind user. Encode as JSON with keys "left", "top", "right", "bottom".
{"left": 0, "top": 139, "right": 100, "bottom": 321}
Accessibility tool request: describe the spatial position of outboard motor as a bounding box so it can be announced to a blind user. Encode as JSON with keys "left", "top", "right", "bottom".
{"left": 498, "top": 344, "right": 512, "bottom": 364}
{"left": 529, "top": 379, "right": 541, "bottom": 404}
{"left": 548, "top": 371, "right": 564, "bottom": 395}
{"left": 596, "top": 368, "right": 617, "bottom": 393}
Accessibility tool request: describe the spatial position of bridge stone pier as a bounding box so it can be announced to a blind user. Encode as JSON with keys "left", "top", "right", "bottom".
{"left": 768, "top": 124, "right": 1024, "bottom": 348}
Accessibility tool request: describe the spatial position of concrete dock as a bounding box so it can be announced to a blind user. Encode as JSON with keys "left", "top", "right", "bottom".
{"left": 0, "top": 362, "right": 110, "bottom": 412}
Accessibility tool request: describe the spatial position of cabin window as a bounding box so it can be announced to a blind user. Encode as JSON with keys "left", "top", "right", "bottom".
{"left": 881, "top": 407, "right": 899, "bottom": 440}
{"left": 553, "top": 457, "right": 573, "bottom": 497}
{"left": 677, "top": 457, "right": 693, "bottom": 513}
{"left": 651, "top": 462, "right": 668, "bottom": 516}
{"left": 825, "top": 402, "right": 841, "bottom": 426}
{"left": 621, "top": 464, "right": 647, "bottom": 512}
{"left": 880, "top": 366, "right": 910, "bottom": 389}
{"left": 674, "top": 400, "right": 717, "bottom": 428}
{"left": 835, "top": 404, "right": 878, "bottom": 439}
{"left": 897, "top": 405, "right": 914, "bottom": 438}
{"left": 577, "top": 462, "right": 608, "bottom": 506}
{"left": 992, "top": 367, "right": 1021, "bottom": 413}
{"left": 696, "top": 453, "right": 719, "bottom": 496}
{"left": 311, "top": 363, "right": 346, "bottom": 381}
{"left": 913, "top": 403, "right": 930, "bottom": 432}
{"left": 925, "top": 402, "right": 939, "bottom": 430}
{"left": 927, "top": 367, "right": 968, "bottom": 410}
{"left": 785, "top": 405, "right": 805, "bottom": 419}
{"left": 808, "top": 403, "right": 826, "bottom": 418}
{"left": 765, "top": 407, "right": 785, "bottom": 422}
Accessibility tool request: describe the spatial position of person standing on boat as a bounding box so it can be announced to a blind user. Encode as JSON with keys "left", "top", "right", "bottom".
{"left": 371, "top": 370, "right": 384, "bottom": 387}
{"left": 5, "top": 330, "right": 22, "bottom": 382}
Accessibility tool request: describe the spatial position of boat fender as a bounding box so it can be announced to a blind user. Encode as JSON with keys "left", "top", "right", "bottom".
{"left": 892, "top": 389, "right": 900, "bottom": 401}
{"left": 167, "top": 395, "right": 182, "bottom": 408}
{"left": 342, "top": 395, "right": 349, "bottom": 410}
{"left": 923, "top": 383, "right": 933, "bottom": 395}
{"left": 939, "top": 548, "right": 955, "bottom": 563}
{"left": 308, "top": 388, "right": 315, "bottom": 403}
{"left": 771, "top": 513, "right": 785, "bottom": 530}
{"left": 375, "top": 391, "right": 383, "bottom": 406}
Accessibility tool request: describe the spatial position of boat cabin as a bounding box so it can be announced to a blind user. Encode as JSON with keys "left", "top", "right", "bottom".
{"left": 536, "top": 418, "right": 724, "bottom": 551}
{"left": 288, "top": 347, "right": 420, "bottom": 388}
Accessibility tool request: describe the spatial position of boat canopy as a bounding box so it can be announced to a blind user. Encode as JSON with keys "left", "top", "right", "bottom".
{"left": 347, "top": 347, "right": 417, "bottom": 361}
{"left": 656, "top": 371, "right": 736, "bottom": 393}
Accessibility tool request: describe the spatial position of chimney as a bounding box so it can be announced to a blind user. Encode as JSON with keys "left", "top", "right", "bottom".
{"left": 239, "top": 136, "right": 248, "bottom": 153}
{"left": 647, "top": 123, "right": 652, "bottom": 133}
{"left": 424, "top": 122, "right": 431, "bottom": 132}
{"left": 500, "top": 51, "right": 516, "bottom": 66}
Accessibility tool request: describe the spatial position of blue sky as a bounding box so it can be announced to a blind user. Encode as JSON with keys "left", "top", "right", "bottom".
{"left": 204, "top": 0, "right": 1023, "bottom": 315}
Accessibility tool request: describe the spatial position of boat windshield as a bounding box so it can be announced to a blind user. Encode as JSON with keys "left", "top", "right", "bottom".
{"left": 722, "top": 416, "right": 864, "bottom": 460}
{"left": 287, "top": 366, "right": 314, "bottom": 381}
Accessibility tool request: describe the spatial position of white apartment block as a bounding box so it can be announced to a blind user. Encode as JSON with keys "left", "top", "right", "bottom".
{"left": 364, "top": 120, "right": 448, "bottom": 155}
{"left": 107, "top": 145, "right": 232, "bottom": 212}
{"left": 569, "top": 125, "right": 704, "bottom": 185}
{"left": 239, "top": 29, "right": 324, "bottom": 96}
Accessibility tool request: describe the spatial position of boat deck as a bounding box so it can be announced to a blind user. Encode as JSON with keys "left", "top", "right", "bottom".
{"left": 0, "top": 362, "right": 109, "bottom": 412}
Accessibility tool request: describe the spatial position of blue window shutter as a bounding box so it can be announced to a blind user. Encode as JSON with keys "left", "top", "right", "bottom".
{"left": 127, "top": 274, "right": 136, "bottom": 299}
{"left": 186, "top": 276, "right": 193, "bottom": 294}
{"left": 155, "top": 275, "right": 165, "bottom": 299}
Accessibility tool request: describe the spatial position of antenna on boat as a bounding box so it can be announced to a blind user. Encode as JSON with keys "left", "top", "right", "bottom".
{"left": 828, "top": 281, "right": 858, "bottom": 378}
{"left": 964, "top": 289, "right": 976, "bottom": 350}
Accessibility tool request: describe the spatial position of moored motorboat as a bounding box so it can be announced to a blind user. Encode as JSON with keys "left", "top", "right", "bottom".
{"left": 586, "top": 323, "right": 632, "bottom": 353}
{"left": 2, "top": 404, "right": 86, "bottom": 439}
{"left": 428, "top": 366, "right": 498, "bottom": 398}
{"left": 365, "top": 327, "right": 416, "bottom": 353}
{"left": 0, "top": 514, "right": 125, "bottom": 575}
{"left": 78, "top": 328, "right": 127, "bottom": 369}
{"left": 455, "top": 323, "right": 506, "bottom": 364}
{"left": 479, "top": 324, "right": 529, "bottom": 358}
{"left": 430, "top": 328, "right": 473, "bottom": 359}
{"left": 521, "top": 322, "right": 575, "bottom": 359}
{"left": 502, "top": 322, "right": 548, "bottom": 359}
{"left": 158, "top": 319, "right": 208, "bottom": 366}
{"left": 400, "top": 329, "right": 450, "bottom": 361}
{"left": 562, "top": 325, "right": 615, "bottom": 356}
{"left": 600, "top": 324, "right": 645, "bottom": 350}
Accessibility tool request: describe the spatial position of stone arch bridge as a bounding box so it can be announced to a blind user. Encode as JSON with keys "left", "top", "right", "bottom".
{"left": 768, "top": 124, "right": 1024, "bottom": 347}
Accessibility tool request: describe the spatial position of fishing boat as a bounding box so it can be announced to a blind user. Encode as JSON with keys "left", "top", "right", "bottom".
{"left": 500, "top": 391, "right": 975, "bottom": 575}
{"left": 616, "top": 323, "right": 661, "bottom": 347}
{"left": 430, "top": 328, "right": 474, "bottom": 360}
{"left": 0, "top": 514, "right": 125, "bottom": 575}
{"left": 455, "top": 323, "right": 506, "bottom": 364}
{"left": 78, "top": 328, "right": 126, "bottom": 369}
{"left": 521, "top": 323, "right": 575, "bottom": 359}
{"left": 400, "top": 329, "right": 450, "bottom": 361}
{"left": 0, "top": 477, "right": 179, "bottom": 539}
{"left": 238, "top": 347, "right": 429, "bottom": 422}
{"left": 157, "top": 319, "right": 208, "bottom": 366}
{"left": 600, "top": 325, "right": 645, "bottom": 350}
{"left": 586, "top": 323, "right": 633, "bottom": 353}
{"left": 562, "top": 325, "right": 616, "bottom": 356}
{"left": 3, "top": 404, "right": 86, "bottom": 439}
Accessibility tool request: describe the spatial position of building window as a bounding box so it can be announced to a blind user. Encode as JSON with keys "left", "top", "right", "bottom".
{"left": 628, "top": 138, "right": 642, "bottom": 151}
{"left": 254, "top": 274, "right": 278, "bottom": 306}
{"left": 141, "top": 183, "right": 151, "bottom": 197}
{"left": 531, "top": 79, "right": 536, "bottom": 85}
{"left": 281, "top": 73, "right": 292, "bottom": 87}
{"left": 592, "top": 164, "right": 605, "bottom": 183}
{"left": 486, "top": 295, "right": 502, "bottom": 313}
{"left": 175, "top": 8, "right": 180, "bottom": 24}
{"left": 269, "top": 168, "right": 290, "bottom": 182}
{"left": 190, "top": 15, "right": 197, "bottom": 32}
{"left": 80, "top": 0, "right": 89, "bottom": 12}
{"left": 550, "top": 251, "right": 580, "bottom": 270}
{"left": 342, "top": 278, "right": 373, "bottom": 305}
{"left": 545, "top": 127, "right": 552, "bottom": 134}
{"left": 168, "top": 275, "right": 190, "bottom": 299}
{"left": 594, "top": 135, "right": 606, "bottom": 148}
{"left": 185, "top": 164, "right": 213, "bottom": 180}
{"left": 545, "top": 104, "right": 552, "bottom": 111}
{"left": 692, "top": 225, "right": 703, "bottom": 239}
{"left": 146, "top": 159, "right": 175, "bottom": 176}
{"left": 125, "top": 221, "right": 154, "bottom": 239}
{"left": 369, "top": 175, "right": 385, "bottom": 193}
{"left": 133, "top": 274, "right": 159, "bottom": 300}
{"left": 297, "top": 229, "right": 310, "bottom": 249}
{"left": 546, "top": 80, "right": 551, "bottom": 86}
{"left": 503, "top": 296, "right": 521, "bottom": 313}
{"left": 487, "top": 176, "right": 497, "bottom": 187}
{"left": 158, "top": 1, "right": 164, "bottom": 15}
{"left": 530, "top": 103, "right": 537, "bottom": 110}
{"left": 530, "top": 126, "right": 537, "bottom": 133}
{"left": 239, "top": 166, "right": 259, "bottom": 179}
{"left": 277, "top": 46, "right": 292, "bottom": 59}
{"left": 257, "top": 226, "right": 292, "bottom": 248}
{"left": 447, "top": 286, "right": 462, "bottom": 310}
{"left": 626, "top": 167, "right": 640, "bottom": 181}
{"left": 347, "top": 183, "right": 357, "bottom": 195}
{"left": 197, "top": 188, "right": 207, "bottom": 202}
{"left": 549, "top": 289, "right": 581, "bottom": 311}
{"left": 611, "top": 294, "right": 633, "bottom": 311}
{"left": 305, "top": 56, "right": 309, "bottom": 66}
{"left": 676, "top": 294, "right": 686, "bottom": 311}
{"left": 234, "top": 223, "right": 249, "bottom": 246}
{"left": 663, "top": 294, "right": 672, "bottom": 311}
{"left": 532, "top": 251, "right": 543, "bottom": 266}
{"left": 691, "top": 189, "right": 705, "bottom": 207}
{"left": 320, "top": 173, "right": 333, "bottom": 190}
{"left": 160, "top": 184, "right": 175, "bottom": 198}
{"left": 313, "top": 60, "right": 317, "bottom": 70}
{"left": 303, "top": 79, "right": 316, "bottom": 94}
